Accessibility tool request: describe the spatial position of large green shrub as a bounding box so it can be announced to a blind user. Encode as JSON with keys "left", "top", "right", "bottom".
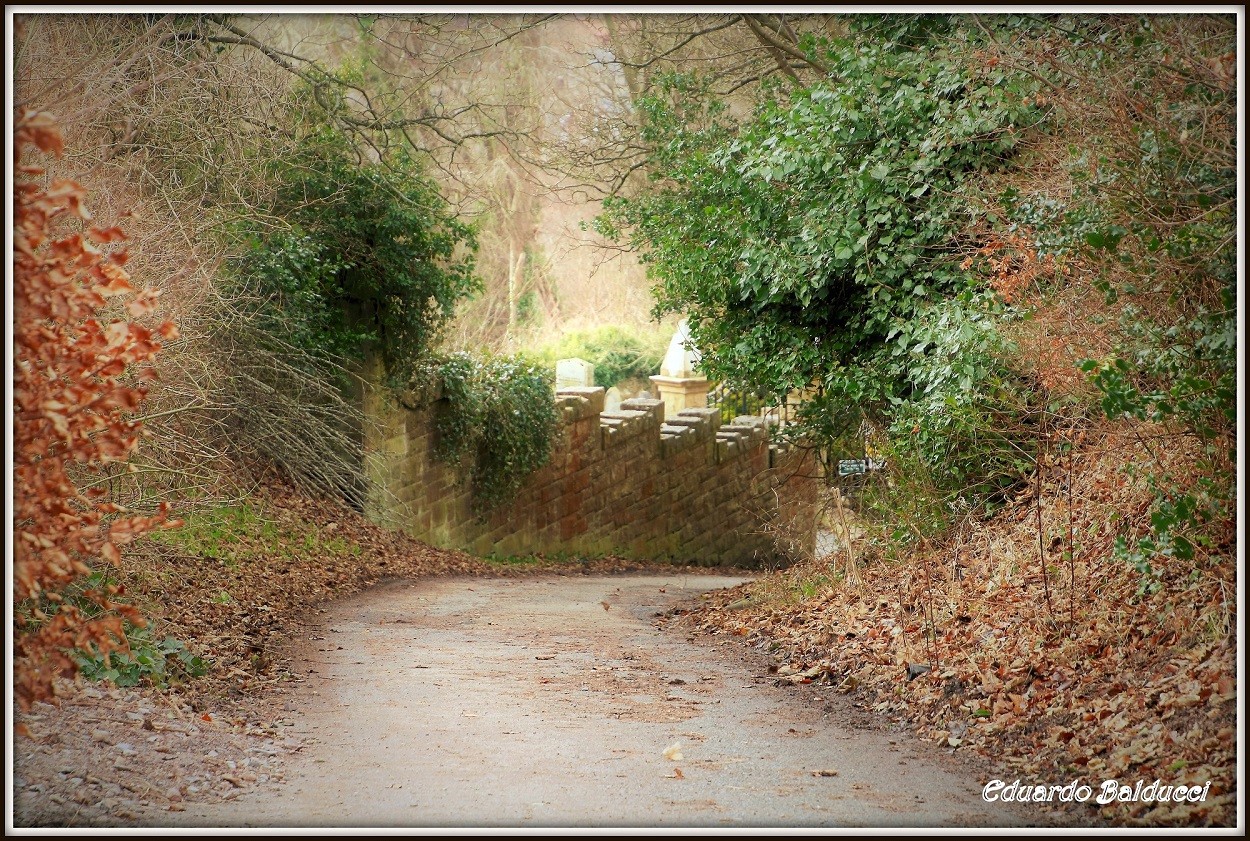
{"left": 597, "top": 17, "right": 1044, "bottom": 512}
{"left": 228, "top": 107, "right": 479, "bottom": 384}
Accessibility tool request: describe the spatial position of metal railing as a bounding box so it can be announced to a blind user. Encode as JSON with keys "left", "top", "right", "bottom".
{"left": 707, "top": 383, "right": 796, "bottom": 427}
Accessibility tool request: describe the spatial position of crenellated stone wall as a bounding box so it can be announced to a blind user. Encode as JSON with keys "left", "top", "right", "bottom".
{"left": 362, "top": 380, "right": 820, "bottom": 567}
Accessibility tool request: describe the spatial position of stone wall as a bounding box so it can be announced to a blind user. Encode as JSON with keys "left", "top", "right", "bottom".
{"left": 363, "top": 381, "right": 820, "bottom": 567}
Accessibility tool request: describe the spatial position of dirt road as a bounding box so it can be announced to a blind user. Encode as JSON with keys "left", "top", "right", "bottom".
{"left": 144, "top": 573, "right": 1034, "bottom": 829}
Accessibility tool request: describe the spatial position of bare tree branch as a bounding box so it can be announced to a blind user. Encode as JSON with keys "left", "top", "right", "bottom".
{"left": 741, "top": 14, "right": 834, "bottom": 79}
{"left": 600, "top": 17, "right": 740, "bottom": 71}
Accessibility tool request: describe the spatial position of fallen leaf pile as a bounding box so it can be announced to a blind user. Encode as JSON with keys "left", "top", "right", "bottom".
{"left": 13, "top": 683, "right": 296, "bottom": 826}
{"left": 684, "top": 422, "right": 1236, "bottom": 827}
{"left": 112, "top": 484, "right": 493, "bottom": 701}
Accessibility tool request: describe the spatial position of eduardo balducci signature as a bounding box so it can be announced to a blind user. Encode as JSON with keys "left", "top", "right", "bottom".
{"left": 983, "top": 778, "right": 1212, "bottom": 805}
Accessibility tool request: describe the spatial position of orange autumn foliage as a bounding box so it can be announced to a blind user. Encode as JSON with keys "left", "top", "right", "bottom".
{"left": 13, "top": 110, "right": 179, "bottom": 708}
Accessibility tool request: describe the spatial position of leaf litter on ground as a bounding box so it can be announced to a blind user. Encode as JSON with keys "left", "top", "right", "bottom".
{"left": 681, "top": 422, "right": 1235, "bottom": 828}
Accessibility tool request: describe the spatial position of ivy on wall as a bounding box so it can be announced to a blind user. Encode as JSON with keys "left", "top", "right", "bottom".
{"left": 416, "top": 353, "right": 557, "bottom": 510}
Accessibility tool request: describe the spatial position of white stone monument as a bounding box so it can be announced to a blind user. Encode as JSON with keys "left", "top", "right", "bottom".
{"left": 555, "top": 357, "right": 595, "bottom": 391}
{"left": 649, "top": 319, "right": 709, "bottom": 420}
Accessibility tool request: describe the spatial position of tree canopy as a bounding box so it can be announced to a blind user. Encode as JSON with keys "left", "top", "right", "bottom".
{"left": 598, "top": 14, "right": 1236, "bottom": 523}
{"left": 228, "top": 95, "right": 479, "bottom": 383}
{"left": 598, "top": 18, "right": 1042, "bottom": 497}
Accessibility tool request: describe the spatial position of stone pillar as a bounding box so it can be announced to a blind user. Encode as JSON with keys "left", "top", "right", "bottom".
{"left": 650, "top": 319, "right": 708, "bottom": 421}
{"left": 649, "top": 375, "right": 710, "bottom": 418}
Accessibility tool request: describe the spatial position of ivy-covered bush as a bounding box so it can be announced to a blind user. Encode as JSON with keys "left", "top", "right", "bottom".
{"left": 597, "top": 17, "right": 1044, "bottom": 512}
{"left": 228, "top": 105, "right": 479, "bottom": 383}
{"left": 422, "top": 353, "right": 557, "bottom": 510}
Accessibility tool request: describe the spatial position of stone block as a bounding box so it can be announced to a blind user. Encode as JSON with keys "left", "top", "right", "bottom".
{"left": 568, "top": 470, "right": 591, "bottom": 494}
{"left": 650, "top": 374, "right": 709, "bottom": 419}
{"left": 470, "top": 533, "right": 496, "bottom": 557}
{"left": 620, "top": 397, "right": 663, "bottom": 419}
{"left": 559, "top": 513, "right": 588, "bottom": 542}
{"left": 555, "top": 396, "right": 589, "bottom": 424}
{"left": 556, "top": 386, "right": 606, "bottom": 415}
{"left": 600, "top": 410, "right": 650, "bottom": 445}
{"left": 676, "top": 407, "right": 721, "bottom": 430}
{"left": 662, "top": 416, "right": 712, "bottom": 442}
{"left": 604, "top": 386, "right": 622, "bottom": 412}
{"left": 600, "top": 409, "right": 648, "bottom": 422}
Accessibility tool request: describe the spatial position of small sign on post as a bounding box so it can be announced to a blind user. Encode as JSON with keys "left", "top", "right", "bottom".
{"left": 838, "top": 459, "right": 867, "bottom": 477}
{"left": 838, "top": 458, "right": 885, "bottom": 477}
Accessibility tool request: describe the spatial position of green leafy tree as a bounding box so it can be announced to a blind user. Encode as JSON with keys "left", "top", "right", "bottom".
{"left": 230, "top": 99, "right": 479, "bottom": 383}
{"left": 598, "top": 18, "right": 1042, "bottom": 501}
